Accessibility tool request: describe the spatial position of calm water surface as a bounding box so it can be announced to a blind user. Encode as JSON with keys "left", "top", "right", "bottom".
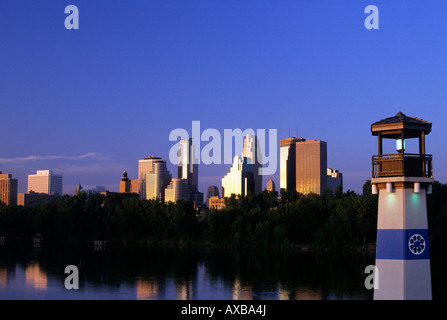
{"left": 0, "top": 242, "right": 446, "bottom": 300}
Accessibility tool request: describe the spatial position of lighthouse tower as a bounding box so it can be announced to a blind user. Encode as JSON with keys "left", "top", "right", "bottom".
{"left": 371, "top": 112, "right": 433, "bottom": 300}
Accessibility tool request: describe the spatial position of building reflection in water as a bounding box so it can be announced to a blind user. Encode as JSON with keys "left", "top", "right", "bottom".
{"left": 0, "top": 267, "right": 6, "bottom": 288}
{"left": 176, "top": 280, "right": 195, "bottom": 300}
{"left": 25, "top": 263, "right": 47, "bottom": 291}
{"left": 232, "top": 277, "right": 253, "bottom": 300}
{"left": 279, "top": 285, "right": 322, "bottom": 300}
{"left": 136, "top": 277, "right": 159, "bottom": 300}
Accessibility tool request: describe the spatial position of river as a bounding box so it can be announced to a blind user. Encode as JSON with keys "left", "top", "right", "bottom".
{"left": 0, "top": 241, "right": 446, "bottom": 300}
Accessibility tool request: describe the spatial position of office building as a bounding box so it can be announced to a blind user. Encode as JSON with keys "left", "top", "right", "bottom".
{"left": 295, "top": 140, "right": 327, "bottom": 195}
{"left": 18, "top": 192, "right": 61, "bottom": 207}
{"left": 146, "top": 160, "right": 172, "bottom": 201}
{"left": 84, "top": 186, "right": 106, "bottom": 195}
{"left": 242, "top": 134, "right": 262, "bottom": 193}
{"left": 208, "top": 196, "right": 226, "bottom": 210}
{"left": 120, "top": 171, "right": 139, "bottom": 194}
{"left": 0, "top": 172, "right": 18, "bottom": 206}
{"left": 221, "top": 155, "right": 254, "bottom": 198}
{"left": 176, "top": 138, "right": 203, "bottom": 206}
{"left": 138, "top": 156, "right": 166, "bottom": 200}
{"left": 206, "top": 186, "right": 219, "bottom": 206}
{"left": 280, "top": 137, "right": 305, "bottom": 192}
{"left": 327, "top": 168, "right": 343, "bottom": 193}
{"left": 164, "top": 178, "right": 190, "bottom": 203}
{"left": 27, "top": 170, "right": 63, "bottom": 196}
{"left": 177, "top": 138, "right": 199, "bottom": 192}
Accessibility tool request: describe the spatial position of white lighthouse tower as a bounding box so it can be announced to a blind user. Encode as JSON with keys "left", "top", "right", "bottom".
{"left": 371, "top": 112, "right": 433, "bottom": 300}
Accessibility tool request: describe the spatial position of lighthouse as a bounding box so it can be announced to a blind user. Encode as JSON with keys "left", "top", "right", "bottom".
{"left": 371, "top": 112, "right": 433, "bottom": 300}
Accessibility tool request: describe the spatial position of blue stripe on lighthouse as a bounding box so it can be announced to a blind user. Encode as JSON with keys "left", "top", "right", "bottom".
{"left": 376, "top": 229, "right": 430, "bottom": 260}
{"left": 376, "top": 229, "right": 405, "bottom": 259}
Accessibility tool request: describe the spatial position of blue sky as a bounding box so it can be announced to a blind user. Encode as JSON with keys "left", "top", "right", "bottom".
{"left": 1, "top": 0, "right": 447, "bottom": 195}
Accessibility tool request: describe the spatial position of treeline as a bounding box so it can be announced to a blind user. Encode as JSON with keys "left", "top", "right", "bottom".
{"left": 1, "top": 181, "right": 447, "bottom": 251}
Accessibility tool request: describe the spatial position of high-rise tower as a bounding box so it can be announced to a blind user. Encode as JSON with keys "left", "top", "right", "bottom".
{"left": 280, "top": 137, "right": 305, "bottom": 192}
{"left": 0, "top": 172, "right": 18, "bottom": 206}
{"left": 28, "top": 170, "right": 62, "bottom": 196}
{"left": 242, "top": 134, "right": 262, "bottom": 194}
{"left": 177, "top": 138, "right": 199, "bottom": 192}
{"left": 138, "top": 156, "right": 169, "bottom": 200}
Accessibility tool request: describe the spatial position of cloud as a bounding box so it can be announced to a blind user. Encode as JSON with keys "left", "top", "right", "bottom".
{"left": 0, "top": 152, "right": 108, "bottom": 164}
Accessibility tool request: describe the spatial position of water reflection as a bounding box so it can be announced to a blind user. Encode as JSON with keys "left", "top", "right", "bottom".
{"left": 25, "top": 263, "right": 47, "bottom": 291}
{"left": 0, "top": 267, "right": 6, "bottom": 287}
{"left": 5, "top": 242, "right": 444, "bottom": 300}
{"left": 136, "top": 278, "right": 159, "bottom": 300}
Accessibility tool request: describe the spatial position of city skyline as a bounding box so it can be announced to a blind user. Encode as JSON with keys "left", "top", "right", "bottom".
{"left": 1, "top": 1, "right": 447, "bottom": 196}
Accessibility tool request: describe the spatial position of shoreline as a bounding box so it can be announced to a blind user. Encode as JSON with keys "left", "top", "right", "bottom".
{"left": 0, "top": 236, "right": 377, "bottom": 255}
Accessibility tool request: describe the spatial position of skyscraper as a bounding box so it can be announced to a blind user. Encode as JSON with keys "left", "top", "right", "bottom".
{"left": 177, "top": 138, "right": 198, "bottom": 192}
{"left": 280, "top": 138, "right": 332, "bottom": 196}
{"left": 138, "top": 156, "right": 163, "bottom": 200}
{"left": 295, "top": 140, "right": 327, "bottom": 195}
{"left": 221, "top": 155, "right": 254, "bottom": 198}
{"left": 27, "top": 170, "right": 63, "bottom": 196}
{"left": 164, "top": 178, "right": 190, "bottom": 203}
{"left": 146, "top": 160, "right": 172, "bottom": 201}
{"left": 0, "top": 172, "right": 18, "bottom": 206}
{"left": 176, "top": 138, "right": 203, "bottom": 206}
{"left": 242, "top": 134, "right": 262, "bottom": 194}
{"left": 280, "top": 137, "right": 305, "bottom": 193}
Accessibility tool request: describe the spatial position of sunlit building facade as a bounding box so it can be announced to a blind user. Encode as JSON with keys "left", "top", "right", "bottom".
{"left": 138, "top": 156, "right": 164, "bottom": 200}
{"left": 18, "top": 192, "right": 61, "bottom": 207}
{"left": 0, "top": 172, "right": 18, "bottom": 206}
{"left": 146, "top": 160, "right": 172, "bottom": 202}
{"left": 27, "top": 170, "right": 62, "bottom": 196}
{"left": 221, "top": 155, "right": 254, "bottom": 198}
{"left": 208, "top": 196, "right": 226, "bottom": 210}
{"left": 280, "top": 137, "right": 305, "bottom": 192}
{"left": 177, "top": 138, "right": 199, "bottom": 192}
{"left": 119, "top": 171, "right": 139, "bottom": 194}
{"left": 164, "top": 178, "right": 190, "bottom": 203}
{"left": 295, "top": 140, "right": 327, "bottom": 195}
{"left": 242, "top": 134, "right": 262, "bottom": 193}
